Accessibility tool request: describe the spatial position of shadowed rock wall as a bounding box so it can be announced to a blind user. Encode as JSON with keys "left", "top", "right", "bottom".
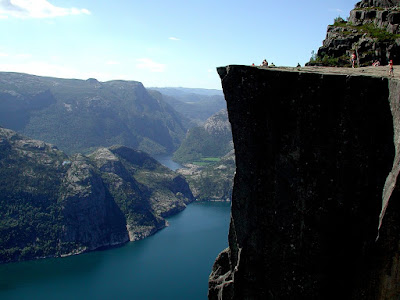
{"left": 209, "top": 65, "right": 400, "bottom": 299}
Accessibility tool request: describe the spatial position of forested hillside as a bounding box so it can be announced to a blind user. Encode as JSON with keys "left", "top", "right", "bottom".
{"left": 0, "top": 72, "right": 187, "bottom": 155}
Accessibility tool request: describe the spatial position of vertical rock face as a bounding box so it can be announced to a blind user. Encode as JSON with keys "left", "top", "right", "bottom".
{"left": 60, "top": 154, "right": 129, "bottom": 253}
{"left": 209, "top": 65, "right": 400, "bottom": 299}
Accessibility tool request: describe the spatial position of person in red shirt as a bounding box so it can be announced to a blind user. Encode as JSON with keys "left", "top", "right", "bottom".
{"left": 351, "top": 52, "right": 356, "bottom": 68}
{"left": 389, "top": 60, "right": 394, "bottom": 77}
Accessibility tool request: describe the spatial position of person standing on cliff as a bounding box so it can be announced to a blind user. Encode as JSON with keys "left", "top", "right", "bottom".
{"left": 261, "top": 59, "right": 268, "bottom": 67}
{"left": 351, "top": 52, "right": 356, "bottom": 68}
{"left": 389, "top": 60, "right": 394, "bottom": 77}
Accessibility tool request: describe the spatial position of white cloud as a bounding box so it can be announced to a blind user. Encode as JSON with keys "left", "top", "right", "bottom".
{"left": 0, "top": 0, "right": 91, "bottom": 19}
{"left": 168, "top": 37, "right": 180, "bottom": 41}
{"left": 80, "top": 8, "right": 90, "bottom": 15}
{"left": 136, "top": 58, "right": 166, "bottom": 73}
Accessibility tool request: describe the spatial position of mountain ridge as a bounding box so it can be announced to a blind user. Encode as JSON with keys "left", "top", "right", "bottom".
{"left": 0, "top": 72, "right": 187, "bottom": 155}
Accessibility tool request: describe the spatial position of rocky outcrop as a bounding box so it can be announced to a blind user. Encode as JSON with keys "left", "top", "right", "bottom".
{"left": 350, "top": 2, "right": 400, "bottom": 33}
{"left": 60, "top": 153, "right": 129, "bottom": 252}
{"left": 311, "top": 0, "right": 400, "bottom": 66}
{"left": 209, "top": 65, "right": 400, "bottom": 299}
{"left": 355, "top": 0, "right": 400, "bottom": 9}
{"left": 107, "top": 145, "right": 195, "bottom": 218}
{"left": 203, "top": 109, "right": 232, "bottom": 135}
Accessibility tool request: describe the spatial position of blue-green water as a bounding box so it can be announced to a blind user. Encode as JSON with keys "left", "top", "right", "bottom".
{"left": 0, "top": 202, "right": 231, "bottom": 300}
{"left": 152, "top": 154, "right": 183, "bottom": 171}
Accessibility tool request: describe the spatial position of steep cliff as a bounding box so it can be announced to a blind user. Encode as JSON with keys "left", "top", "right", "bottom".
{"left": 59, "top": 153, "right": 129, "bottom": 254}
{"left": 209, "top": 65, "right": 400, "bottom": 299}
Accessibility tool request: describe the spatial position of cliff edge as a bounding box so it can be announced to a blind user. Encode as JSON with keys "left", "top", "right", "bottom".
{"left": 209, "top": 65, "right": 400, "bottom": 299}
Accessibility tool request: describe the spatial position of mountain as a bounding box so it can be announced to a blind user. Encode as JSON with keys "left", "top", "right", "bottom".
{"left": 308, "top": 0, "right": 400, "bottom": 66}
{"left": 0, "top": 127, "right": 194, "bottom": 263}
{"left": 149, "top": 87, "right": 226, "bottom": 123}
{"left": 0, "top": 72, "right": 187, "bottom": 155}
{"left": 173, "top": 109, "right": 233, "bottom": 164}
{"left": 177, "top": 150, "right": 235, "bottom": 201}
{"left": 173, "top": 109, "right": 235, "bottom": 201}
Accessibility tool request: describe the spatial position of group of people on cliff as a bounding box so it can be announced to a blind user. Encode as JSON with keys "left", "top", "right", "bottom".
{"left": 351, "top": 52, "right": 394, "bottom": 76}
{"left": 253, "top": 54, "right": 394, "bottom": 76}
{"left": 260, "top": 59, "right": 275, "bottom": 67}
{"left": 251, "top": 59, "right": 276, "bottom": 67}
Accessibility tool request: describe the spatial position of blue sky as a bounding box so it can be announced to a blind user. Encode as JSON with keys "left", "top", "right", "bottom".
{"left": 0, "top": 0, "right": 355, "bottom": 89}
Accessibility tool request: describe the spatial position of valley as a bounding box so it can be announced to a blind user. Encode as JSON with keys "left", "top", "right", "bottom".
{"left": 0, "top": 73, "right": 234, "bottom": 264}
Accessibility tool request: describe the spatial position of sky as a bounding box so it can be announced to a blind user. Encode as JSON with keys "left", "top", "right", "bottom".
{"left": 0, "top": 0, "right": 355, "bottom": 89}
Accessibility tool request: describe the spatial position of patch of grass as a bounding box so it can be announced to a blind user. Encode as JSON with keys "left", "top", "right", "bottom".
{"left": 202, "top": 157, "right": 221, "bottom": 162}
{"left": 193, "top": 161, "right": 209, "bottom": 166}
{"left": 309, "top": 54, "right": 351, "bottom": 67}
{"left": 332, "top": 19, "right": 400, "bottom": 42}
{"left": 357, "top": 23, "right": 400, "bottom": 42}
{"left": 192, "top": 157, "right": 221, "bottom": 166}
{"left": 333, "top": 16, "right": 347, "bottom": 26}
{"left": 330, "top": 12, "right": 400, "bottom": 42}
